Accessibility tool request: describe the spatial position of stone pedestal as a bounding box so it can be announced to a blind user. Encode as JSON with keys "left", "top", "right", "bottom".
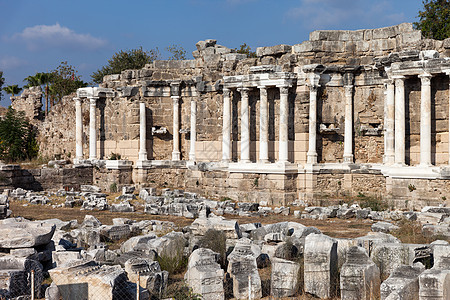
{"left": 270, "top": 257, "right": 301, "bottom": 298}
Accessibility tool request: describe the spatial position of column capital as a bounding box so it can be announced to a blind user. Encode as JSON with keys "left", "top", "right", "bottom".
{"left": 237, "top": 87, "right": 251, "bottom": 93}
{"left": 383, "top": 79, "right": 394, "bottom": 86}
{"left": 278, "top": 85, "right": 290, "bottom": 95}
{"left": 307, "top": 83, "right": 320, "bottom": 92}
{"left": 419, "top": 72, "right": 433, "bottom": 85}
{"left": 343, "top": 73, "right": 354, "bottom": 86}
{"left": 258, "top": 86, "right": 268, "bottom": 96}
{"left": 171, "top": 95, "right": 180, "bottom": 102}
{"left": 89, "top": 97, "right": 98, "bottom": 104}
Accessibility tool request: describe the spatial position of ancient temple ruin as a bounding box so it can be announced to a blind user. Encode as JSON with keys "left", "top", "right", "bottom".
{"left": 11, "top": 23, "right": 450, "bottom": 208}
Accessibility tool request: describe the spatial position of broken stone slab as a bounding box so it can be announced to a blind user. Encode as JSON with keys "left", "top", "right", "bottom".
{"left": 380, "top": 264, "right": 424, "bottom": 300}
{"left": 185, "top": 248, "right": 224, "bottom": 300}
{"left": 0, "top": 221, "right": 56, "bottom": 248}
{"left": 418, "top": 268, "right": 450, "bottom": 300}
{"left": 191, "top": 216, "right": 242, "bottom": 239}
{"left": 270, "top": 257, "right": 301, "bottom": 298}
{"left": 417, "top": 212, "right": 446, "bottom": 225}
{"left": 81, "top": 215, "right": 102, "bottom": 228}
{"left": 340, "top": 246, "right": 380, "bottom": 300}
{"left": 335, "top": 238, "right": 359, "bottom": 268}
{"left": 49, "top": 260, "right": 142, "bottom": 300}
{"left": 304, "top": 233, "right": 338, "bottom": 299}
{"left": 0, "top": 255, "right": 44, "bottom": 299}
{"left": 372, "top": 221, "right": 400, "bottom": 233}
{"left": 125, "top": 258, "right": 168, "bottom": 298}
{"left": 372, "top": 243, "right": 431, "bottom": 278}
{"left": 356, "top": 232, "right": 400, "bottom": 256}
{"left": 80, "top": 185, "right": 101, "bottom": 193}
{"left": 99, "top": 224, "right": 132, "bottom": 241}
{"left": 422, "top": 224, "right": 450, "bottom": 238}
{"left": 144, "top": 231, "right": 187, "bottom": 259}
{"left": 110, "top": 201, "right": 135, "bottom": 212}
{"left": 52, "top": 250, "right": 82, "bottom": 267}
{"left": 120, "top": 233, "right": 157, "bottom": 253}
{"left": 227, "top": 253, "right": 262, "bottom": 300}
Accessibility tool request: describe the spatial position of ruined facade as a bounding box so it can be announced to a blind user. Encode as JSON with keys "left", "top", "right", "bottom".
{"left": 11, "top": 23, "right": 450, "bottom": 207}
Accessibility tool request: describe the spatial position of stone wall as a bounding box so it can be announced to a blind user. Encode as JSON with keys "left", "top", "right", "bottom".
{"left": 11, "top": 86, "right": 43, "bottom": 124}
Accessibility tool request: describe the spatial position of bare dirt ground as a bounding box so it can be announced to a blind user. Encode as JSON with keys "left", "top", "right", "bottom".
{"left": 10, "top": 201, "right": 373, "bottom": 239}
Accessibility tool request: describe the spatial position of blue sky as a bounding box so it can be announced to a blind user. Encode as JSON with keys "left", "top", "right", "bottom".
{"left": 0, "top": 0, "right": 423, "bottom": 106}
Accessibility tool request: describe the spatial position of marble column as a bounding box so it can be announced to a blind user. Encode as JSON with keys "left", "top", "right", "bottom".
{"left": 89, "top": 97, "right": 97, "bottom": 160}
{"left": 278, "top": 86, "right": 289, "bottom": 163}
{"left": 172, "top": 95, "right": 180, "bottom": 161}
{"left": 307, "top": 83, "right": 319, "bottom": 164}
{"left": 343, "top": 85, "right": 354, "bottom": 163}
{"left": 222, "top": 88, "right": 232, "bottom": 162}
{"left": 446, "top": 71, "right": 450, "bottom": 165}
{"left": 384, "top": 80, "right": 395, "bottom": 164}
{"left": 419, "top": 73, "right": 433, "bottom": 166}
{"left": 259, "top": 86, "right": 269, "bottom": 163}
{"left": 138, "top": 101, "right": 147, "bottom": 161}
{"left": 189, "top": 98, "right": 197, "bottom": 161}
{"left": 239, "top": 87, "right": 250, "bottom": 163}
{"left": 394, "top": 75, "right": 406, "bottom": 165}
{"left": 75, "top": 97, "right": 83, "bottom": 162}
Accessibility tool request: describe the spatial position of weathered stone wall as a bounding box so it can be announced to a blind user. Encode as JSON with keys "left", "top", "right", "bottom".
{"left": 11, "top": 86, "right": 43, "bottom": 124}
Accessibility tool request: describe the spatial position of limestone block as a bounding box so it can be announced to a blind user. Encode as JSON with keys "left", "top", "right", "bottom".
{"left": 191, "top": 216, "right": 242, "bottom": 239}
{"left": 0, "top": 221, "right": 56, "bottom": 248}
{"left": 185, "top": 248, "right": 224, "bottom": 300}
{"left": 270, "top": 257, "right": 301, "bottom": 298}
{"left": 356, "top": 232, "right": 400, "bottom": 256}
{"left": 227, "top": 251, "right": 261, "bottom": 300}
{"left": 125, "top": 258, "right": 168, "bottom": 298}
{"left": 256, "top": 44, "right": 292, "bottom": 57}
{"left": 371, "top": 221, "right": 399, "bottom": 233}
{"left": 52, "top": 251, "right": 82, "bottom": 267}
{"left": 304, "top": 233, "right": 338, "bottom": 299}
{"left": 380, "top": 264, "right": 424, "bottom": 300}
{"left": 419, "top": 269, "right": 450, "bottom": 300}
{"left": 340, "top": 246, "right": 380, "bottom": 300}
{"left": 120, "top": 233, "right": 157, "bottom": 254}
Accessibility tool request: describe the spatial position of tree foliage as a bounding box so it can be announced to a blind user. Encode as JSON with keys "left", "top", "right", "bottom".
{"left": 165, "top": 44, "right": 187, "bottom": 60}
{"left": 24, "top": 72, "right": 53, "bottom": 115}
{"left": 2, "top": 85, "right": 22, "bottom": 97}
{"left": 0, "top": 107, "right": 38, "bottom": 162}
{"left": 0, "top": 72, "right": 4, "bottom": 102}
{"left": 91, "top": 47, "right": 160, "bottom": 84}
{"left": 234, "top": 43, "right": 257, "bottom": 58}
{"left": 49, "top": 62, "right": 87, "bottom": 106}
{"left": 414, "top": 0, "right": 450, "bottom": 40}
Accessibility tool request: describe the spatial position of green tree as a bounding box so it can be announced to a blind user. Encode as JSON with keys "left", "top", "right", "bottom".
{"left": 414, "top": 0, "right": 450, "bottom": 40}
{"left": 2, "top": 85, "right": 22, "bottom": 97}
{"left": 234, "top": 43, "right": 257, "bottom": 58}
{"left": 24, "top": 72, "right": 53, "bottom": 116}
{"left": 50, "top": 62, "right": 88, "bottom": 106}
{"left": 91, "top": 47, "right": 160, "bottom": 84}
{"left": 0, "top": 107, "right": 38, "bottom": 162}
{"left": 0, "top": 72, "right": 4, "bottom": 102}
{"left": 165, "top": 44, "right": 186, "bottom": 60}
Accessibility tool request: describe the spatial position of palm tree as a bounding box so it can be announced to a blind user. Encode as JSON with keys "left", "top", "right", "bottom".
{"left": 2, "top": 85, "right": 22, "bottom": 97}
{"left": 24, "top": 72, "right": 53, "bottom": 116}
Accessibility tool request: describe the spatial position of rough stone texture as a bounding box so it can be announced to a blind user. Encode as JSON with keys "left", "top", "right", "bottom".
{"left": 270, "top": 257, "right": 301, "bottom": 298}
{"left": 0, "top": 221, "right": 56, "bottom": 248}
{"left": 304, "top": 233, "right": 338, "bottom": 299}
{"left": 380, "top": 264, "right": 424, "bottom": 300}
{"left": 340, "top": 246, "right": 380, "bottom": 300}
{"left": 11, "top": 86, "right": 43, "bottom": 124}
{"left": 185, "top": 248, "right": 224, "bottom": 300}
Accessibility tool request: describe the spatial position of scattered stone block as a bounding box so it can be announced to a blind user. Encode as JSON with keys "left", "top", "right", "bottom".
{"left": 304, "top": 233, "right": 338, "bottom": 298}
{"left": 340, "top": 246, "right": 380, "bottom": 300}
{"left": 270, "top": 257, "right": 301, "bottom": 298}
{"left": 0, "top": 221, "right": 56, "bottom": 248}
{"left": 380, "top": 264, "right": 424, "bottom": 300}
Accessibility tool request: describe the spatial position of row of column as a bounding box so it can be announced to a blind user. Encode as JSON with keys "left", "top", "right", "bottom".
{"left": 221, "top": 85, "right": 290, "bottom": 164}
{"left": 384, "top": 72, "right": 449, "bottom": 166}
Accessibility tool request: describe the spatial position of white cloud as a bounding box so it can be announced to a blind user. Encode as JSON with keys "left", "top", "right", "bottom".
{"left": 0, "top": 55, "right": 27, "bottom": 70}
{"left": 7, "top": 23, "right": 107, "bottom": 51}
{"left": 285, "top": 0, "right": 402, "bottom": 30}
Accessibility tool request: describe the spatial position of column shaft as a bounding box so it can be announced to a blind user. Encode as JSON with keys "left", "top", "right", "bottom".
{"left": 222, "top": 88, "right": 232, "bottom": 162}
{"left": 172, "top": 96, "right": 180, "bottom": 161}
{"left": 419, "top": 73, "right": 432, "bottom": 166}
{"left": 259, "top": 87, "right": 269, "bottom": 163}
{"left": 447, "top": 71, "right": 450, "bottom": 165}
{"left": 138, "top": 101, "right": 147, "bottom": 161}
{"left": 278, "top": 86, "right": 289, "bottom": 162}
{"left": 384, "top": 81, "right": 395, "bottom": 164}
{"left": 307, "top": 85, "right": 319, "bottom": 164}
{"left": 239, "top": 88, "right": 250, "bottom": 163}
{"left": 394, "top": 76, "right": 406, "bottom": 165}
{"left": 343, "top": 85, "right": 354, "bottom": 163}
{"left": 189, "top": 99, "right": 197, "bottom": 161}
{"left": 75, "top": 98, "right": 83, "bottom": 161}
{"left": 89, "top": 97, "right": 97, "bottom": 160}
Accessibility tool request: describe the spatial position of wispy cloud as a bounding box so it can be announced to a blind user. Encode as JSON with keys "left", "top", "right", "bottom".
{"left": 285, "top": 0, "right": 407, "bottom": 30}
{"left": 0, "top": 55, "right": 28, "bottom": 70}
{"left": 6, "top": 23, "right": 107, "bottom": 51}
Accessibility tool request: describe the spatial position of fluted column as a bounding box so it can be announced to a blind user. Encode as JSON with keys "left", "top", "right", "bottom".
{"left": 75, "top": 97, "right": 83, "bottom": 162}
{"left": 172, "top": 95, "right": 180, "bottom": 161}
{"left": 343, "top": 85, "right": 354, "bottom": 163}
{"left": 307, "top": 82, "right": 319, "bottom": 164}
{"left": 278, "top": 86, "right": 289, "bottom": 163}
{"left": 189, "top": 98, "right": 197, "bottom": 161}
{"left": 259, "top": 86, "right": 269, "bottom": 163}
{"left": 89, "top": 97, "right": 98, "bottom": 160}
{"left": 384, "top": 80, "right": 395, "bottom": 164}
{"left": 239, "top": 87, "right": 250, "bottom": 163}
{"left": 138, "top": 100, "right": 147, "bottom": 161}
{"left": 394, "top": 75, "right": 406, "bottom": 165}
{"left": 419, "top": 73, "right": 433, "bottom": 166}
{"left": 222, "top": 87, "right": 232, "bottom": 162}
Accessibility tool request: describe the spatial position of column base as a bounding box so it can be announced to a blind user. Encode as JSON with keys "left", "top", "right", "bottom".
{"left": 172, "top": 152, "right": 180, "bottom": 161}
{"left": 258, "top": 159, "right": 269, "bottom": 164}
{"left": 136, "top": 160, "right": 152, "bottom": 169}
{"left": 307, "top": 152, "right": 317, "bottom": 164}
{"left": 343, "top": 154, "right": 353, "bottom": 163}
{"left": 138, "top": 152, "right": 148, "bottom": 161}
{"left": 383, "top": 154, "right": 395, "bottom": 165}
{"left": 419, "top": 162, "right": 432, "bottom": 168}
{"left": 189, "top": 153, "right": 196, "bottom": 161}
{"left": 239, "top": 159, "right": 251, "bottom": 163}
